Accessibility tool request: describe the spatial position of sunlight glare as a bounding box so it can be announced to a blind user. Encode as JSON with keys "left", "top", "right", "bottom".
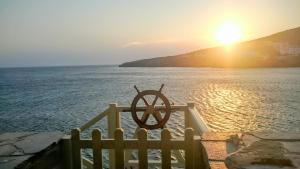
{"left": 215, "top": 21, "right": 243, "bottom": 45}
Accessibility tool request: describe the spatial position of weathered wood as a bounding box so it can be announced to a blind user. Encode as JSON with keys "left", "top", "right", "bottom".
{"left": 108, "top": 103, "right": 117, "bottom": 169}
{"left": 137, "top": 128, "right": 148, "bottom": 169}
{"left": 124, "top": 127, "right": 139, "bottom": 166}
{"left": 92, "top": 129, "right": 102, "bottom": 169}
{"left": 78, "top": 102, "right": 208, "bottom": 135}
{"left": 68, "top": 101, "right": 212, "bottom": 168}
{"left": 71, "top": 128, "right": 209, "bottom": 169}
{"left": 113, "top": 105, "right": 120, "bottom": 128}
{"left": 161, "top": 129, "right": 172, "bottom": 169}
{"left": 185, "top": 103, "right": 193, "bottom": 128}
{"left": 71, "top": 128, "right": 81, "bottom": 169}
{"left": 114, "top": 128, "right": 125, "bottom": 169}
{"left": 185, "top": 128, "right": 194, "bottom": 169}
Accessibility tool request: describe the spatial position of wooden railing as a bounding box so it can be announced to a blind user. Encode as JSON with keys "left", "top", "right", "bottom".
{"left": 61, "top": 102, "right": 211, "bottom": 169}
{"left": 79, "top": 103, "right": 210, "bottom": 135}
{"left": 71, "top": 127, "right": 208, "bottom": 169}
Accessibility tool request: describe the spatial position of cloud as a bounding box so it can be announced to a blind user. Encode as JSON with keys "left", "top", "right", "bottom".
{"left": 122, "top": 39, "right": 178, "bottom": 48}
{"left": 122, "top": 41, "right": 143, "bottom": 48}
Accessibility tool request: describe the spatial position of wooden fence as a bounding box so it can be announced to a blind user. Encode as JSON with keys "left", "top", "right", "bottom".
{"left": 71, "top": 127, "right": 207, "bottom": 169}
{"left": 60, "top": 103, "right": 211, "bottom": 169}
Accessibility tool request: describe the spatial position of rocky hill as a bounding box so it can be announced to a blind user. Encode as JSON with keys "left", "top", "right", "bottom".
{"left": 120, "top": 27, "right": 300, "bottom": 68}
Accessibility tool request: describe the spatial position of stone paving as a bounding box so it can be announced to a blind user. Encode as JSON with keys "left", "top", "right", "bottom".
{"left": 0, "top": 132, "right": 63, "bottom": 169}
{"left": 201, "top": 132, "right": 300, "bottom": 169}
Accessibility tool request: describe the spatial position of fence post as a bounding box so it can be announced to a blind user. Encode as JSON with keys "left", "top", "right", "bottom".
{"left": 186, "top": 103, "right": 196, "bottom": 128}
{"left": 92, "top": 129, "right": 102, "bottom": 169}
{"left": 71, "top": 128, "right": 81, "bottom": 169}
{"left": 137, "top": 128, "right": 148, "bottom": 169}
{"left": 124, "top": 127, "right": 139, "bottom": 166}
{"left": 114, "top": 128, "right": 125, "bottom": 169}
{"left": 108, "top": 103, "right": 117, "bottom": 169}
{"left": 60, "top": 136, "right": 72, "bottom": 169}
{"left": 185, "top": 128, "right": 194, "bottom": 169}
{"left": 161, "top": 129, "right": 171, "bottom": 169}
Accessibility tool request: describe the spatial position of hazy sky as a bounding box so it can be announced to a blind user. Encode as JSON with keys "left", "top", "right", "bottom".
{"left": 0, "top": 0, "right": 300, "bottom": 67}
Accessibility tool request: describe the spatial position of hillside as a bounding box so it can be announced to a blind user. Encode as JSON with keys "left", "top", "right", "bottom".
{"left": 119, "top": 27, "right": 300, "bottom": 68}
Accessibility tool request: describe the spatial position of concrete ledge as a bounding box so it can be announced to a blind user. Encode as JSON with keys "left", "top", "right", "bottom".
{"left": 0, "top": 132, "right": 64, "bottom": 169}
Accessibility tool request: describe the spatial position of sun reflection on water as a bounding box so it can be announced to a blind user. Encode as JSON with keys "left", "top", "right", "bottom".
{"left": 192, "top": 83, "right": 263, "bottom": 132}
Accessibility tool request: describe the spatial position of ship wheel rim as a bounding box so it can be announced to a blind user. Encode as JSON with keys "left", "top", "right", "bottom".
{"left": 131, "top": 90, "right": 171, "bottom": 130}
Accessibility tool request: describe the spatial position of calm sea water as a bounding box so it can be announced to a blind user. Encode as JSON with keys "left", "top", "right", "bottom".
{"left": 0, "top": 66, "right": 300, "bottom": 134}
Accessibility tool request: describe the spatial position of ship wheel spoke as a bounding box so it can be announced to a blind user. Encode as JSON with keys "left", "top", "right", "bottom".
{"left": 153, "top": 110, "right": 163, "bottom": 122}
{"left": 151, "top": 84, "right": 164, "bottom": 106}
{"left": 141, "top": 96, "right": 150, "bottom": 106}
{"left": 151, "top": 95, "right": 159, "bottom": 106}
{"left": 141, "top": 113, "right": 150, "bottom": 124}
{"left": 156, "top": 107, "right": 167, "bottom": 112}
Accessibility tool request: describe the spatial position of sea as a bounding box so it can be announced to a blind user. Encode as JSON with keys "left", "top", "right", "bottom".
{"left": 1, "top": 65, "right": 300, "bottom": 134}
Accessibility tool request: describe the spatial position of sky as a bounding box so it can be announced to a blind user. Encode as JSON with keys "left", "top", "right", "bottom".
{"left": 0, "top": 0, "right": 300, "bottom": 67}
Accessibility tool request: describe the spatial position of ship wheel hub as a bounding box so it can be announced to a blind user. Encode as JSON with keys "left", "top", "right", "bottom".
{"left": 146, "top": 105, "right": 155, "bottom": 114}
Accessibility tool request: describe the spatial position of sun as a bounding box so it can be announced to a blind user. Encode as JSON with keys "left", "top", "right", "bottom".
{"left": 215, "top": 21, "right": 243, "bottom": 45}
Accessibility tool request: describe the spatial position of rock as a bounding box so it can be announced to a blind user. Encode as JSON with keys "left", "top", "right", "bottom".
{"left": 225, "top": 140, "right": 298, "bottom": 169}
{"left": 241, "top": 134, "right": 260, "bottom": 147}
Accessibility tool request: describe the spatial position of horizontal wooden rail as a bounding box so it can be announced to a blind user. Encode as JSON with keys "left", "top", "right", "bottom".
{"left": 79, "top": 104, "right": 189, "bottom": 133}
{"left": 116, "top": 105, "right": 187, "bottom": 112}
{"left": 127, "top": 159, "right": 184, "bottom": 167}
{"left": 79, "top": 103, "right": 210, "bottom": 135}
{"left": 79, "top": 108, "right": 110, "bottom": 132}
{"left": 78, "top": 138, "right": 187, "bottom": 149}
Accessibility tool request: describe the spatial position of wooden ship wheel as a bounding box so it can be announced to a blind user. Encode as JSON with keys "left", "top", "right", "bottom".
{"left": 131, "top": 84, "right": 171, "bottom": 130}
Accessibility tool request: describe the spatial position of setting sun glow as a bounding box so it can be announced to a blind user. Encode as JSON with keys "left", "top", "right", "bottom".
{"left": 215, "top": 21, "right": 243, "bottom": 45}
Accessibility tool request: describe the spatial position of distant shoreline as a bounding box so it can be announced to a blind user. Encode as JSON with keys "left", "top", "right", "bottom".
{"left": 119, "top": 26, "right": 300, "bottom": 68}
{"left": 119, "top": 65, "right": 300, "bottom": 68}
{"left": 1, "top": 64, "right": 300, "bottom": 70}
